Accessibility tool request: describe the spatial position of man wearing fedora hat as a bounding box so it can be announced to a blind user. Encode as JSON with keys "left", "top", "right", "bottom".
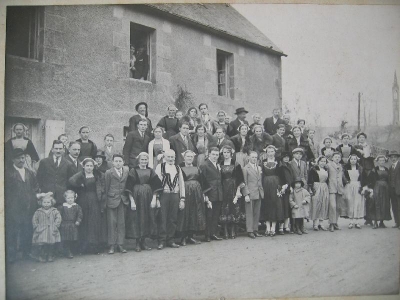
{"left": 388, "top": 150, "right": 400, "bottom": 229}
{"left": 227, "top": 107, "right": 249, "bottom": 137}
{"left": 5, "top": 148, "right": 40, "bottom": 262}
{"left": 128, "top": 102, "right": 153, "bottom": 137}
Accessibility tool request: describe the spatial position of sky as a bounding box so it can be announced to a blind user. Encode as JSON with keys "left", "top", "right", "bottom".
{"left": 233, "top": 4, "right": 400, "bottom": 127}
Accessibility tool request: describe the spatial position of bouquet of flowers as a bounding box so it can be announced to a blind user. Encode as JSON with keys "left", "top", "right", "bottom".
{"left": 277, "top": 184, "right": 289, "bottom": 197}
{"left": 360, "top": 186, "right": 374, "bottom": 198}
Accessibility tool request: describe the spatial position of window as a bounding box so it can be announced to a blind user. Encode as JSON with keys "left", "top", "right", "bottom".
{"left": 6, "top": 6, "right": 44, "bottom": 61}
{"left": 130, "top": 22, "right": 154, "bottom": 81}
{"left": 217, "top": 49, "right": 234, "bottom": 99}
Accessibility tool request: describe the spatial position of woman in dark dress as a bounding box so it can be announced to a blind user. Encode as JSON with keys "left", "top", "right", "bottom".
{"left": 93, "top": 150, "right": 110, "bottom": 248}
{"left": 76, "top": 126, "right": 98, "bottom": 161}
{"left": 181, "top": 107, "right": 201, "bottom": 135}
{"left": 219, "top": 145, "right": 248, "bottom": 239}
{"left": 5, "top": 123, "right": 40, "bottom": 171}
{"left": 178, "top": 150, "right": 210, "bottom": 245}
{"left": 125, "top": 152, "right": 162, "bottom": 252}
{"left": 68, "top": 158, "right": 104, "bottom": 254}
{"left": 279, "top": 151, "right": 294, "bottom": 234}
{"left": 361, "top": 159, "right": 377, "bottom": 227}
{"left": 370, "top": 155, "right": 391, "bottom": 229}
{"left": 261, "top": 145, "right": 287, "bottom": 237}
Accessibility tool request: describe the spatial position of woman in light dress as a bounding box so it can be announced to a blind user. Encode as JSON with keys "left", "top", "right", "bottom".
{"left": 342, "top": 154, "right": 364, "bottom": 229}
{"left": 308, "top": 156, "right": 330, "bottom": 231}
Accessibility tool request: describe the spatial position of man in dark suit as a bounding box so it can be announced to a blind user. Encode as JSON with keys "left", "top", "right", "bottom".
{"left": 169, "top": 121, "right": 198, "bottom": 166}
{"left": 227, "top": 107, "right": 249, "bottom": 137}
{"left": 105, "top": 155, "right": 130, "bottom": 254}
{"left": 36, "top": 140, "right": 75, "bottom": 206}
{"left": 263, "top": 108, "right": 285, "bottom": 136}
{"left": 156, "top": 104, "right": 180, "bottom": 139}
{"left": 128, "top": 102, "right": 153, "bottom": 136}
{"left": 272, "top": 124, "right": 286, "bottom": 160}
{"left": 64, "top": 141, "right": 83, "bottom": 174}
{"left": 199, "top": 147, "right": 224, "bottom": 241}
{"left": 282, "top": 114, "right": 293, "bottom": 139}
{"left": 5, "top": 148, "right": 40, "bottom": 262}
{"left": 123, "top": 119, "right": 151, "bottom": 168}
{"left": 388, "top": 150, "right": 400, "bottom": 229}
{"left": 215, "top": 127, "right": 234, "bottom": 150}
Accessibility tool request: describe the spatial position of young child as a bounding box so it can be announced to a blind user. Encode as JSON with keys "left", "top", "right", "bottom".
{"left": 289, "top": 178, "right": 311, "bottom": 235}
{"left": 32, "top": 192, "right": 62, "bottom": 262}
{"left": 103, "top": 134, "right": 117, "bottom": 167}
{"left": 58, "top": 190, "right": 83, "bottom": 259}
{"left": 104, "top": 154, "right": 129, "bottom": 254}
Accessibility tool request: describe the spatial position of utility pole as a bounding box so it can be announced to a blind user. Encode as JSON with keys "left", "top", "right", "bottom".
{"left": 357, "top": 92, "right": 361, "bottom": 131}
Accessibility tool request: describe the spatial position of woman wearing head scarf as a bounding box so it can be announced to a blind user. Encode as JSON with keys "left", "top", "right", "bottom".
{"left": 125, "top": 152, "right": 162, "bottom": 252}
{"left": 68, "top": 158, "right": 105, "bottom": 254}
{"left": 5, "top": 123, "right": 40, "bottom": 171}
{"left": 177, "top": 150, "right": 210, "bottom": 245}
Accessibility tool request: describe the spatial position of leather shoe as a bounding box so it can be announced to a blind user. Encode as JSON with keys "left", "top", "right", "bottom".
{"left": 187, "top": 237, "right": 201, "bottom": 244}
{"left": 211, "top": 235, "right": 222, "bottom": 241}
{"left": 181, "top": 238, "right": 187, "bottom": 246}
{"left": 118, "top": 245, "right": 127, "bottom": 253}
{"left": 333, "top": 224, "right": 341, "bottom": 230}
{"left": 392, "top": 224, "right": 399, "bottom": 228}
{"left": 135, "top": 244, "right": 141, "bottom": 252}
{"left": 254, "top": 232, "right": 263, "bottom": 237}
{"left": 205, "top": 236, "right": 211, "bottom": 242}
{"left": 167, "top": 242, "right": 180, "bottom": 248}
{"left": 157, "top": 243, "right": 164, "bottom": 250}
{"left": 379, "top": 222, "right": 386, "bottom": 228}
{"left": 108, "top": 245, "right": 115, "bottom": 254}
{"left": 329, "top": 224, "right": 334, "bottom": 232}
{"left": 248, "top": 232, "right": 256, "bottom": 239}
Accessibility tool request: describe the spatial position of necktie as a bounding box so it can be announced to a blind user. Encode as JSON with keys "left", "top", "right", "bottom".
{"left": 218, "top": 139, "right": 221, "bottom": 146}
{"left": 183, "top": 136, "right": 188, "bottom": 148}
{"left": 73, "top": 159, "right": 77, "bottom": 168}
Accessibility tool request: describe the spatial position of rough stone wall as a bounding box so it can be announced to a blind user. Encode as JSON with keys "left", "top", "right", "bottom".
{"left": 5, "top": 4, "right": 282, "bottom": 156}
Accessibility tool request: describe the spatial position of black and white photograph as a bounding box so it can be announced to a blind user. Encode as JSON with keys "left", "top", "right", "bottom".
{"left": 1, "top": 1, "right": 400, "bottom": 299}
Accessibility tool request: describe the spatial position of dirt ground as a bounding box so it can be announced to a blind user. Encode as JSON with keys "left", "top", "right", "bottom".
{"left": 6, "top": 218, "right": 399, "bottom": 300}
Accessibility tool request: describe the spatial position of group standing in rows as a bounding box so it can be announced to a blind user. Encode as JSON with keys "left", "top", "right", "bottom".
{"left": 5, "top": 103, "right": 400, "bottom": 263}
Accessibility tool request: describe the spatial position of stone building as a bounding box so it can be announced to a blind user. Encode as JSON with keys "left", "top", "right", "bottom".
{"left": 5, "top": 4, "right": 286, "bottom": 157}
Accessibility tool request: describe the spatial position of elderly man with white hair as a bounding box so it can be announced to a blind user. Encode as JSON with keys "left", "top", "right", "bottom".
{"left": 154, "top": 149, "right": 185, "bottom": 249}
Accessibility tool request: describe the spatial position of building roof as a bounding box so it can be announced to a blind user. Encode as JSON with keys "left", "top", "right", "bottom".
{"left": 145, "top": 4, "right": 286, "bottom": 57}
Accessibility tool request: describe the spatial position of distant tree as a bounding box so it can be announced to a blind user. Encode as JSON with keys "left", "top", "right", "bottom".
{"left": 174, "top": 84, "right": 195, "bottom": 113}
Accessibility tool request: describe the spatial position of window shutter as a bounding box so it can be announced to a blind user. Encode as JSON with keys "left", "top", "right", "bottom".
{"left": 44, "top": 120, "right": 65, "bottom": 155}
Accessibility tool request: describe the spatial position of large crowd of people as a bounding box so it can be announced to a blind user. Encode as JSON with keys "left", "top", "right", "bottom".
{"left": 4, "top": 102, "right": 400, "bottom": 264}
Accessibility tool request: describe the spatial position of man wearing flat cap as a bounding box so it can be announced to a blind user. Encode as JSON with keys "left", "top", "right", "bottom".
{"left": 388, "top": 150, "right": 400, "bottom": 229}
{"left": 128, "top": 102, "right": 153, "bottom": 137}
{"left": 5, "top": 148, "right": 40, "bottom": 263}
{"left": 227, "top": 107, "right": 249, "bottom": 137}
